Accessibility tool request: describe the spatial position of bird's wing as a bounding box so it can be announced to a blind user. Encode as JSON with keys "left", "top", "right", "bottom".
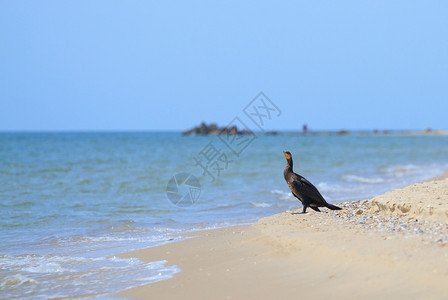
{"left": 291, "top": 177, "right": 327, "bottom": 205}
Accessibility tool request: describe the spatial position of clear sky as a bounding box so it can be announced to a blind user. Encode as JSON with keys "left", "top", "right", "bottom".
{"left": 1, "top": 1, "right": 447, "bottom": 131}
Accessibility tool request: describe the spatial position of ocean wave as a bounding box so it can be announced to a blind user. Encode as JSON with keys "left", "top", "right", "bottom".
{"left": 24, "top": 262, "right": 67, "bottom": 274}
{"left": 0, "top": 274, "right": 36, "bottom": 290}
{"left": 0, "top": 254, "right": 180, "bottom": 299}
{"left": 251, "top": 202, "right": 272, "bottom": 208}
{"left": 316, "top": 182, "right": 349, "bottom": 193}
{"left": 182, "top": 220, "right": 256, "bottom": 233}
{"left": 86, "top": 235, "right": 184, "bottom": 244}
{"left": 0, "top": 255, "right": 73, "bottom": 275}
{"left": 47, "top": 233, "right": 184, "bottom": 246}
{"left": 202, "top": 202, "right": 249, "bottom": 212}
{"left": 270, "top": 189, "right": 285, "bottom": 194}
{"left": 378, "top": 163, "right": 447, "bottom": 184}
{"left": 341, "top": 174, "right": 384, "bottom": 184}
{"left": 379, "top": 164, "right": 419, "bottom": 177}
{"left": 270, "top": 190, "right": 294, "bottom": 201}
{"left": 1, "top": 201, "right": 37, "bottom": 208}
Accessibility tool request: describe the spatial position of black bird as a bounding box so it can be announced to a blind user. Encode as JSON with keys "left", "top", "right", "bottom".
{"left": 283, "top": 151, "right": 341, "bottom": 213}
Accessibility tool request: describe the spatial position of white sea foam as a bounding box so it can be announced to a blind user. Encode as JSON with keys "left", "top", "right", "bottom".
{"left": 316, "top": 182, "right": 349, "bottom": 193}
{"left": 379, "top": 164, "right": 420, "bottom": 178}
{"left": 0, "top": 254, "right": 180, "bottom": 299}
{"left": 271, "top": 189, "right": 294, "bottom": 201}
{"left": 251, "top": 202, "right": 272, "bottom": 208}
{"left": 271, "top": 189, "right": 285, "bottom": 194}
{"left": 0, "top": 274, "right": 36, "bottom": 290}
{"left": 24, "top": 262, "right": 67, "bottom": 274}
{"left": 341, "top": 174, "right": 385, "bottom": 184}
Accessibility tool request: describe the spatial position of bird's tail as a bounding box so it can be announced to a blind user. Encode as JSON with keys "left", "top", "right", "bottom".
{"left": 326, "top": 203, "right": 342, "bottom": 210}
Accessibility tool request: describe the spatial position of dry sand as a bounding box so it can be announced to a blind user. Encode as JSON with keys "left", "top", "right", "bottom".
{"left": 118, "top": 177, "right": 448, "bottom": 300}
{"left": 370, "top": 179, "right": 448, "bottom": 223}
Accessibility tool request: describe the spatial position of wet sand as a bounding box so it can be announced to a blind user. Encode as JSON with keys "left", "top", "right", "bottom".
{"left": 118, "top": 176, "right": 448, "bottom": 299}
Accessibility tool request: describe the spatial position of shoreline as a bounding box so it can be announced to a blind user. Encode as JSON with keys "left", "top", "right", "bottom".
{"left": 117, "top": 174, "right": 448, "bottom": 299}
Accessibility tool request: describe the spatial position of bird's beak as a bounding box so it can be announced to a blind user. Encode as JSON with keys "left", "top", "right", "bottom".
{"left": 283, "top": 152, "right": 291, "bottom": 159}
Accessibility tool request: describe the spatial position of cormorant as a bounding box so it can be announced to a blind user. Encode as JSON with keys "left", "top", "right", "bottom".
{"left": 283, "top": 151, "right": 341, "bottom": 213}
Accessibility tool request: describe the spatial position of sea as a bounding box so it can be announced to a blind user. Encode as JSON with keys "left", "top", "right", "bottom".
{"left": 1, "top": 132, "right": 447, "bottom": 298}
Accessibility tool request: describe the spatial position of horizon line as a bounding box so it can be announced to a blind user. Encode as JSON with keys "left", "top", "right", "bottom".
{"left": 0, "top": 128, "right": 445, "bottom": 133}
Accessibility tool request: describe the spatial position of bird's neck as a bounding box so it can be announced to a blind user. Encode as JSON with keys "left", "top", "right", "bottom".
{"left": 285, "top": 160, "right": 293, "bottom": 173}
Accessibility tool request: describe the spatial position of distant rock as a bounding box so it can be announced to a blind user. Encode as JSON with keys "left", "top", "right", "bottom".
{"left": 182, "top": 122, "right": 253, "bottom": 135}
{"left": 336, "top": 129, "right": 350, "bottom": 135}
{"left": 182, "top": 122, "right": 219, "bottom": 135}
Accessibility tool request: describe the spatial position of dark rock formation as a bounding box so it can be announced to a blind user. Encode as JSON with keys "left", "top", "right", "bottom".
{"left": 182, "top": 122, "right": 252, "bottom": 135}
{"left": 336, "top": 129, "right": 350, "bottom": 135}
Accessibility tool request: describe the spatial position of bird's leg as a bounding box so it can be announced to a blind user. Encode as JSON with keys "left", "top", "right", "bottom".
{"left": 302, "top": 206, "right": 307, "bottom": 214}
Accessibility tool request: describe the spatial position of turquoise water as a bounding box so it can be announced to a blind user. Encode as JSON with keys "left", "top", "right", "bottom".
{"left": 1, "top": 132, "right": 447, "bottom": 298}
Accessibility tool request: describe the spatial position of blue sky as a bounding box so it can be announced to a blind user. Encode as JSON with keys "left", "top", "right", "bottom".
{"left": 1, "top": 1, "right": 447, "bottom": 131}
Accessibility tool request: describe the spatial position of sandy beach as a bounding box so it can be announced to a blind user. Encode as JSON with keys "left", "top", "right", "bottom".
{"left": 118, "top": 176, "right": 448, "bottom": 299}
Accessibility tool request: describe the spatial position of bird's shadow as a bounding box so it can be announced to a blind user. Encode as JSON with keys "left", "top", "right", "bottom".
{"left": 291, "top": 212, "right": 307, "bottom": 215}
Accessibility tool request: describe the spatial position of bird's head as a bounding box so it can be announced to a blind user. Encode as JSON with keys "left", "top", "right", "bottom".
{"left": 283, "top": 151, "right": 292, "bottom": 160}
